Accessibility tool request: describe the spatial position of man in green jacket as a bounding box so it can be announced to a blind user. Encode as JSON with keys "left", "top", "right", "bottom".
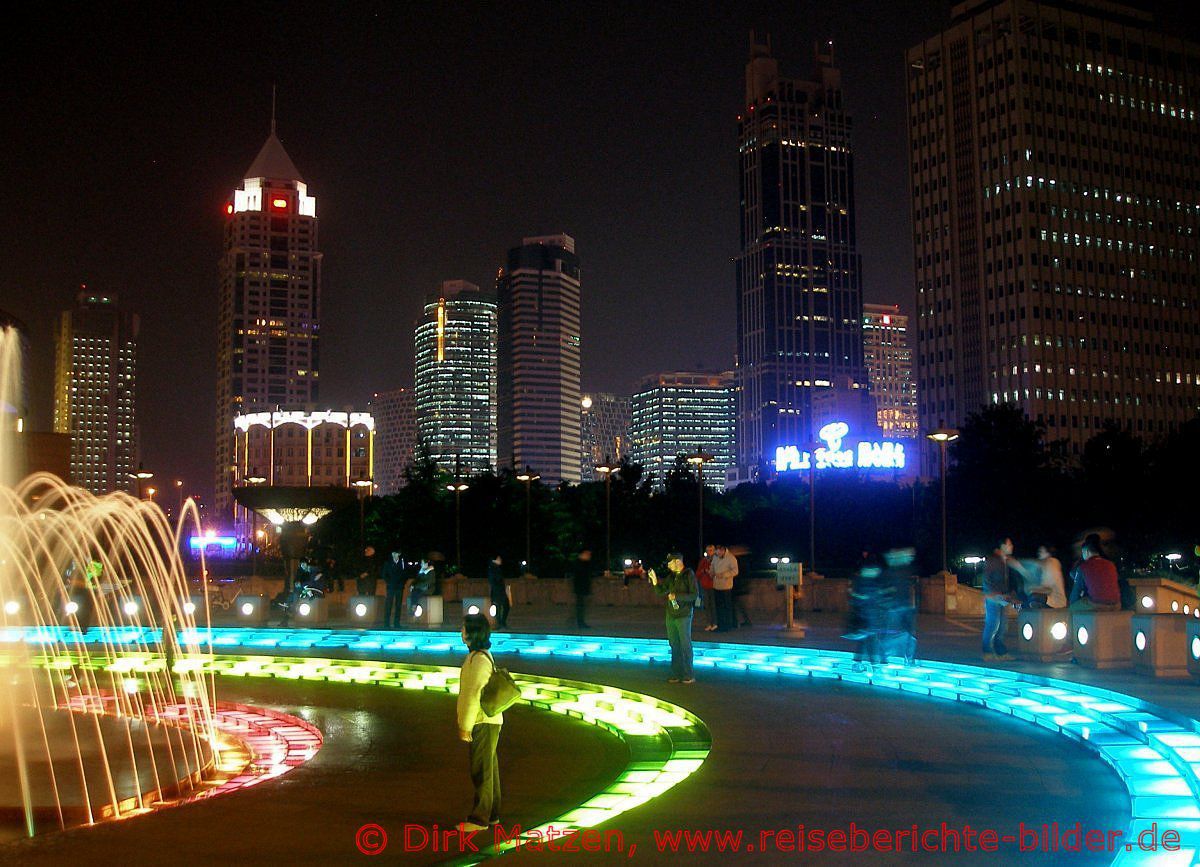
{"left": 648, "top": 553, "right": 698, "bottom": 683}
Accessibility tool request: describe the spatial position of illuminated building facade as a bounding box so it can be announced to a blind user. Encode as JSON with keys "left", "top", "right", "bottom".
{"left": 215, "top": 122, "right": 322, "bottom": 520}
{"left": 497, "top": 235, "right": 582, "bottom": 485}
{"left": 736, "top": 37, "right": 870, "bottom": 476}
{"left": 369, "top": 386, "right": 416, "bottom": 494}
{"left": 863, "top": 304, "right": 919, "bottom": 438}
{"left": 52, "top": 291, "right": 139, "bottom": 494}
{"left": 909, "top": 0, "right": 1200, "bottom": 454}
{"left": 630, "top": 372, "right": 735, "bottom": 489}
{"left": 580, "top": 393, "right": 632, "bottom": 481}
{"left": 413, "top": 280, "right": 497, "bottom": 475}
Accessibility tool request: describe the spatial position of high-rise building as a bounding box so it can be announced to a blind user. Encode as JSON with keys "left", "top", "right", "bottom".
{"left": 630, "top": 372, "right": 736, "bottom": 489}
{"left": 736, "top": 37, "right": 870, "bottom": 476}
{"left": 497, "top": 235, "right": 582, "bottom": 485}
{"left": 370, "top": 386, "right": 417, "bottom": 494}
{"left": 414, "top": 280, "right": 497, "bottom": 475}
{"left": 52, "top": 291, "right": 140, "bottom": 494}
{"left": 863, "top": 304, "right": 919, "bottom": 438}
{"left": 215, "top": 121, "right": 322, "bottom": 520}
{"left": 908, "top": 0, "right": 1200, "bottom": 453}
{"left": 580, "top": 393, "right": 632, "bottom": 481}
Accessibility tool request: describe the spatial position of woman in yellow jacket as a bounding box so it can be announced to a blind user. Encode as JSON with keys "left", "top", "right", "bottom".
{"left": 456, "top": 613, "right": 504, "bottom": 832}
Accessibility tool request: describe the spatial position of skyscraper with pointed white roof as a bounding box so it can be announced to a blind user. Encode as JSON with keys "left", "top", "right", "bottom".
{"left": 215, "top": 121, "right": 323, "bottom": 521}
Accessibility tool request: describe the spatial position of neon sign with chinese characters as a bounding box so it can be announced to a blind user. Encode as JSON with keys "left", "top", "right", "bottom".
{"left": 774, "top": 421, "right": 906, "bottom": 472}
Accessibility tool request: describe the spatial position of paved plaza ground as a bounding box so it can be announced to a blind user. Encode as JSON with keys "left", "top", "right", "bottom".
{"left": 3, "top": 601, "right": 1195, "bottom": 865}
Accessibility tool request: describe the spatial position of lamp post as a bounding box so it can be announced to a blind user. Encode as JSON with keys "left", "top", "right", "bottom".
{"left": 595, "top": 458, "right": 618, "bottom": 576}
{"left": 685, "top": 450, "right": 713, "bottom": 558}
{"left": 926, "top": 427, "right": 960, "bottom": 575}
{"left": 515, "top": 467, "right": 540, "bottom": 573}
{"left": 353, "top": 476, "right": 374, "bottom": 551}
{"left": 446, "top": 481, "right": 469, "bottom": 570}
{"left": 128, "top": 463, "right": 154, "bottom": 499}
{"left": 245, "top": 471, "right": 267, "bottom": 575}
{"left": 145, "top": 486, "right": 157, "bottom": 503}
{"left": 174, "top": 479, "right": 184, "bottom": 520}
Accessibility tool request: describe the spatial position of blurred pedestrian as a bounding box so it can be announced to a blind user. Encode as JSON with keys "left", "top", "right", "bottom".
{"left": 456, "top": 613, "right": 504, "bottom": 833}
{"left": 381, "top": 551, "right": 406, "bottom": 627}
{"left": 981, "top": 537, "right": 1021, "bottom": 660}
{"left": 696, "top": 544, "right": 717, "bottom": 631}
{"left": 488, "top": 554, "right": 509, "bottom": 628}
{"left": 649, "top": 553, "right": 698, "bottom": 683}
{"left": 570, "top": 550, "right": 593, "bottom": 628}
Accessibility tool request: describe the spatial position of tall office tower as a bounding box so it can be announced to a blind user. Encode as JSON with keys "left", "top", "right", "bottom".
{"left": 736, "top": 37, "right": 871, "bottom": 476}
{"left": 497, "top": 235, "right": 582, "bottom": 485}
{"left": 579, "top": 392, "right": 632, "bottom": 481}
{"left": 630, "top": 372, "right": 736, "bottom": 490}
{"left": 863, "top": 304, "right": 919, "bottom": 438}
{"left": 52, "top": 290, "right": 140, "bottom": 494}
{"left": 413, "top": 280, "right": 498, "bottom": 475}
{"left": 215, "top": 121, "right": 322, "bottom": 520}
{"left": 908, "top": 0, "right": 1200, "bottom": 454}
{"left": 370, "top": 386, "right": 417, "bottom": 494}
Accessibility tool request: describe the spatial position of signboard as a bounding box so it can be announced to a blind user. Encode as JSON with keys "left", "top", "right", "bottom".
{"left": 774, "top": 421, "right": 906, "bottom": 473}
{"left": 775, "top": 562, "right": 802, "bottom": 586}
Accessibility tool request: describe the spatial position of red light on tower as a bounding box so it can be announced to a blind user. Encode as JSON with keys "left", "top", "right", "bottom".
{"left": 225, "top": 203, "right": 234, "bottom": 215}
{"left": 271, "top": 197, "right": 287, "bottom": 210}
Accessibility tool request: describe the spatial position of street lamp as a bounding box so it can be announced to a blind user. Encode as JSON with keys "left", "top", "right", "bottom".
{"left": 515, "top": 467, "right": 540, "bottom": 574}
{"left": 595, "top": 457, "right": 618, "bottom": 576}
{"left": 174, "top": 479, "right": 184, "bottom": 519}
{"left": 446, "top": 481, "right": 469, "bottom": 570}
{"left": 926, "top": 426, "right": 960, "bottom": 575}
{"left": 128, "top": 462, "right": 153, "bottom": 498}
{"left": 353, "top": 476, "right": 374, "bottom": 551}
{"left": 685, "top": 450, "right": 713, "bottom": 557}
{"left": 145, "top": 486, "right": 157, "bottom": 502}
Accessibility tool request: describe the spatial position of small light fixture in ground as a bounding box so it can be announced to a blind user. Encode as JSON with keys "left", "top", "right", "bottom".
{"left": 413, "top": 604, "right": 424, "bottom": 618}
{"left": 298, "top": 603, "right": 311, "bottom": 617}
{"left": 123, "top": 601, "right": 139, "bottom": 616}
{"left": 1050, "top": 621, "right": 1068, "bottom": 641}
{"left": 1192, "top": 636, "right": 1200, "bottom": 660}
{"left": 467, "top": 604, "right": 480, "bottom": 616}
{"left": 3, "top": 600, "right": 18, "bottom": 615}
{"left": 122, "top": 678, "right": 139, "bottom": 694}
{"left": 1021, "top": 623, "right": 1034, "bottom": 641}
{"left": 1135, "top": 631, "right": 1147, "bottom": 652}
{"left": 183, "top": 601, "right": 197, "bottom": 615}
{"left": 1141, "top": 595, "right": 1154, "bottom": 610}
{"left": 1077, "top": 626, "right": 1089, "bottom": 645}
{"left": 489, "top": 604, "right": 497, "bottom": 618}
{"left": 241, "top": 602, "right": 254, "bottom": 616}
{"left": 65, "top": 601, "right": 79, "bottom": 615}
{"left": 1172, "top": 601, "right": 1179, "bottom": 612}
{"left": 354, "top": 603, "right": 368, "bottom": 617}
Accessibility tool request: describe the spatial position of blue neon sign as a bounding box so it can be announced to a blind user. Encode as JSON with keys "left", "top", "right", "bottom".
{"left": 775, "top": 421, "right": 906, "bottom": 472}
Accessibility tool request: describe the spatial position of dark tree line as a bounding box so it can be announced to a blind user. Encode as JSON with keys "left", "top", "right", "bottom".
{"left": 309, "top": 407, "right": 1200, "bottom": 580}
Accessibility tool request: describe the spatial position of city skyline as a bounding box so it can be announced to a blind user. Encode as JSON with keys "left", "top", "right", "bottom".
{"left": 2, "top": 1, "right": 1195, "bottom": 502}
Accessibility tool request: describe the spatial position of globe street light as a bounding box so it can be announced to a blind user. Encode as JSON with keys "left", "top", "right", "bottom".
{"left": 145, "top": 486, "right": 157, "bottom": 502}
{"left": 686, "top": 450, "right": 714, "bottom": 558}
{"left": 595, "top": 458, "right": 618, "bottom": 577}
{"left": 174, "top": 479, "right": 184, "bottom": 520}
{"left": 926, "top": 427, "right": 960, "bottom": 575}
{"left": 515, "top": 467, "right": 540, "bottom": 574}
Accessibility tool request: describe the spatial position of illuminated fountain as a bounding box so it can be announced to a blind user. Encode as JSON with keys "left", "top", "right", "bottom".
{"left": 0, "top": 322, "right": 217, "bottom": 839}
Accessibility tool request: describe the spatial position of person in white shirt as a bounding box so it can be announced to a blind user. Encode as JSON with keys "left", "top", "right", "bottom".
{"left": 1027, "top": 545, "right": 1068, "bottom": 609}
{"left": 710, "top": 545, "right": 739, "bottom": 632}
{"left": 456, "top": 614, "right": 504, "bottom": 833}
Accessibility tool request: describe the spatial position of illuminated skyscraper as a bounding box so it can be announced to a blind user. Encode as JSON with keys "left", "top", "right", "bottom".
{"left": 863, "top": 304, "right": 918, "bottom": 438}
{"left": 909, "top": 0, "right": 1200, "bottom": 452}
{"left": 631, "top": 372, "right": 736, "bottom": 490}
{"left": 370, "top": 386, "right": 417, "bottom": 494}
{"left": 215, "top": 121, "right": 322, "bottom": 520}
{"left": 414, "top": 280, "right": 497, "bottom": 475}
{"left": 580, "top": 393, "right": 632, "bottom": 481}
{"left": 497, "top": 235, "right": 582, "bottom": 485}
{"left": 736, "top": 37, "right": 870, "bottom": 476}
{"left": 53, "top": 290, "right": 140, "bottom": 494}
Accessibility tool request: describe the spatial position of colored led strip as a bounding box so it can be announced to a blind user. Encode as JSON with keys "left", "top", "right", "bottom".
{"left": 9, "top": 627, "right": 1200, "bottom": 865}
{"left": 26, "top": 648, "right": 709, "bottom": 862}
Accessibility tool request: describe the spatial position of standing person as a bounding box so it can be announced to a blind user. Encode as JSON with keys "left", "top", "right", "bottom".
{"left": 881, "top": 547, "right": 918, "bottom": 664}
{"left": 1026, "top": 545, "right": 1067, "bottom": 609}
{"left": 456, "top": 613, "right": 504, "bottom": 833}
{"left": 1069, "top": 534, "right": 1121, "bottom": 610}
{"left": 981, "top": 538, "right": 1021, "bottom": 660}
{"left": 710, "top": 544, "right": 738, "bottom": 632}
{"left": 847, "top": 552, "right": 884, "bottom": 668}
{"left": 487, "top": 554, "right": 510, "bottom": 629}
{"left": 381, "top": 551, "right": 406, "bottom": 628}
{"left": 356, "top": 546, "right": 379, "bottom": 596}
{"left": 570, "top": 550, "right": 593, "bottom": 628}
{"left": 648, "top": 553, "right": 698, "bottom": 683}
{"left": 695, "top": 545, "right": 717, "bottom": 631}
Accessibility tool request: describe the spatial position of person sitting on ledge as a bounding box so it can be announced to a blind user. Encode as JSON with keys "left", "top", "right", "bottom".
{"left": 1068, "top": 534, "right": 1121, "bottom": 611}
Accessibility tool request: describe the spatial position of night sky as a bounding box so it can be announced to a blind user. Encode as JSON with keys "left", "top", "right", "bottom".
{"left": 1, "top": 1, "right": 1189, "bottom": 501}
